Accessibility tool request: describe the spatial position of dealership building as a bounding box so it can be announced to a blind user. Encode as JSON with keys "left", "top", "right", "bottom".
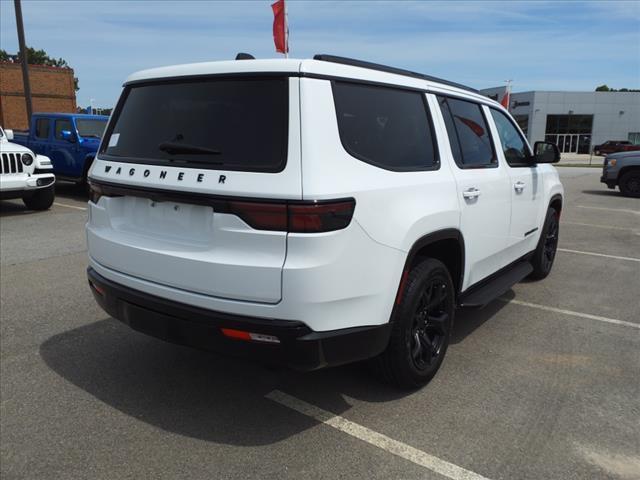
{"left": 481, "top": 87, "right": 640, "bottom": 154}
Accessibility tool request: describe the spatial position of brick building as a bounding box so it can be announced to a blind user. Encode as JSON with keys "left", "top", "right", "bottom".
{"left": 0, "top": 62, "right": 76, "bottom": 130}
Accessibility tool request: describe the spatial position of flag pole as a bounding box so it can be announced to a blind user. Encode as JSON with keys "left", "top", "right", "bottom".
{"left": 284, "top": 0, "right": 289, "bottom": 58}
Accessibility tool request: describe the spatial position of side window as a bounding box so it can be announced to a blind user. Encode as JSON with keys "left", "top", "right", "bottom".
{"left": 54, "top": 119, "right": 73, "bottom": 140}
{"left": 437, "top": 96, "right": 496, "bottom": 168}
{"left": 489, "top": 109, "right": 531, "bottom": 166}
{"left": 35, "top": 118, "right": 50, "bottom": 139}
{"left": 332, "top": 82, "right": 438, "bottom": 171}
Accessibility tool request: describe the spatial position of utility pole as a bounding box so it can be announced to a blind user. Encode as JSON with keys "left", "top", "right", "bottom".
{"left": 14, "top": 0, "right": 33, "bottom": 125}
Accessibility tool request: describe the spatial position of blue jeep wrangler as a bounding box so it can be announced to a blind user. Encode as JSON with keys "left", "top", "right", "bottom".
{"left": 13, "top": 113, "right": 108, "bottom": 185}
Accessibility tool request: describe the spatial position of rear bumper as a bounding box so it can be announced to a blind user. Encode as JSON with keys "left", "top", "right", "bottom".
{"left": 87, "top": 268, "right": 391, "bottom": 371}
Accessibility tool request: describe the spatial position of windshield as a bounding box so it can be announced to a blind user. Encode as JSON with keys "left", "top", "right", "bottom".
{"left": 101, "top": 77, "right": 289, "bottom": 172}
{"left": 76, "top": 119, "right": 107, "bottom": 139}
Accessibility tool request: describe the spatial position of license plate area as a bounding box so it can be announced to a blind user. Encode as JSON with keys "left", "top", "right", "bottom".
{"left": 109, "top": 196, "right": 214, "bottom": 244}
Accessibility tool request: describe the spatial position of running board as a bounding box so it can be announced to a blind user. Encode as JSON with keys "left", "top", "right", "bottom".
{"left": 458, "top": 261, "right": 533, "bottom": 308}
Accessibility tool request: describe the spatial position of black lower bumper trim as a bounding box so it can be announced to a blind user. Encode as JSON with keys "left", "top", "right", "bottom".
{"left": 87, "top": 268, "right": 391, "bottom": 371}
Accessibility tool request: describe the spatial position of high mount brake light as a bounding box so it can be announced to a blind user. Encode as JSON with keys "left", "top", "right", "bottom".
{"left": 229, "top": 199, "right": 355, "bottom": 233}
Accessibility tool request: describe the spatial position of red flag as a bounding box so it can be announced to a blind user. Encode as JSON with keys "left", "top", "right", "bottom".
{"left": 454, "top": 115, "right": 485, "bottom": 137}
{"left": 272, "top": 0, "right": 288, "bottom": 54}
{"left": 500, "top": 91, "right": 510, "bottom": 109}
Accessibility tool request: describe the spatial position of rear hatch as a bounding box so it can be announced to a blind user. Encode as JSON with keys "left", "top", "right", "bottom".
{"left": 88, "top": 74, "right": 302, "bottom": 304}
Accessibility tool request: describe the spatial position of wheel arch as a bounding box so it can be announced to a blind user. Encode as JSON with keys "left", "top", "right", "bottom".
{"left": 396, "top": 229, "right": 465, "bottom": 303}
{"left": 549, "top": 193, "right": 563, "bottom": 215}
{"left": 618, "top": 165, "right": 640, "bottom": 180}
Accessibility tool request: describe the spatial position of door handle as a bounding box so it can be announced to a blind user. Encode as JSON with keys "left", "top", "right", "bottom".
{"left": 462, "top": 187, "right": 481, "bottom": 199}
{"left": 514, "top": 181, "right": 526, "bottom": 193}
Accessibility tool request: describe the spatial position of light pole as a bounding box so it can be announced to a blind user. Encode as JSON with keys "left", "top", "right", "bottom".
{"left": 14, "top": 0, "right": 33, "bottom": 126}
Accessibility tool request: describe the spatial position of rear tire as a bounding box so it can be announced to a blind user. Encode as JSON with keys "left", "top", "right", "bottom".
{"left": 23, "top": 185, "right": 55, "bottom": 211}
{"left": 618, "top": 170, "right": 640, "bottom": 198}
{"left": 375, "top": 258, "right": 454, "bottom": 389}
{"left": 529, "top": 207, "right": 559, "bottom": 280}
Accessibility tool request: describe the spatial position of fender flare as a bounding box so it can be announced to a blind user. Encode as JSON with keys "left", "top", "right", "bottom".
{"left": 549, "top": 193, "right": 563, "bottom": 212}
{"left": 397, "top": 228, "right": 466, "bottom": 300}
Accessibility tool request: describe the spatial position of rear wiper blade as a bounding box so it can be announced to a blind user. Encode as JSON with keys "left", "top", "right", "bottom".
{"left": 158, "top": 141, "right": 221, "bottom": 155}
{"left": 166, "top": 157, "right": 224, "bottom": 165}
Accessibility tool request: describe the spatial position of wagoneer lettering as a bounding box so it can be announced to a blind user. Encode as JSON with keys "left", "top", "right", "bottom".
{"left": 87, "top": 55, "right": 563, "bottom": 388}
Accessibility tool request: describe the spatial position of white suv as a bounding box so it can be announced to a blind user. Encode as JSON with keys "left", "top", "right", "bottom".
{"left": 0, "top": 126, "right": 55, "bottom": 210}
{"left": 86, "top": 55, "right": 563, "bottom": 388}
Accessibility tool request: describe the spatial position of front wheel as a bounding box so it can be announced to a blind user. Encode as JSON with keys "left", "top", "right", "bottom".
{"left": 23, "top": 185, "right": 55, "bottom": 211}
{"left": 618, "top": 170, "right": 640, "bottom": 198}
{"left": 375, "top": 258, "right": 454, "bottom": 389}
{"left": 529, "top": 207, "right": 559, "bottom": 280}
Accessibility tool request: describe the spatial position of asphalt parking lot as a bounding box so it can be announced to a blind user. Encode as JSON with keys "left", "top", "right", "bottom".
{"left": 1, "top": 167, "right": 639, "bottom": 480}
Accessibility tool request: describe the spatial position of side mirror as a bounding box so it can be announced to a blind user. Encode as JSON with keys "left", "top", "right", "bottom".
{"left": 60, "top": 130, "right": 76, "bottom": 143}
{"left": 4, "top": 129, "right": 14, "bottom": 141}
{"left": 533, "top": 141, "right": 560, "bottom": 163}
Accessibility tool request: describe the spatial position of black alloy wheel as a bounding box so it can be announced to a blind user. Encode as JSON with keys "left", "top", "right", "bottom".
{"left": 410, "top": 280, "right": 449, "bottom": 370}
{"left": 529, "top": 207, "right": 560, "bottom": 280}
{"left": 619, "top": 170, "right": 640, "bottom": 198}
{"left": 375, "top": 258, "right": 454, "bottom": 388}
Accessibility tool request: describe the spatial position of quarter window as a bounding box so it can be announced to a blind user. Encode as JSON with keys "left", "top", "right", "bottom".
{"left": 490, "top": 109, "right": 531, "bottom": 166}
{"left": 55, "top": 119, "right": 73, "bottom": 140}
{"left": 35, "top": 118, "right": 50, "bottom": 139}
{"left": 437, "top": 96, "right": 496, "bottom": 168}
{"left": 332, "top": 82, "right": 438, "bottom": 171}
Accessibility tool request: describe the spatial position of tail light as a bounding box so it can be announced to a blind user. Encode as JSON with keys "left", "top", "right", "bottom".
{"left": 229, "top": 199, "right": 355, "bottom": 233}
{"left": 89, "top": 181, "right": 355, "bottom": 233}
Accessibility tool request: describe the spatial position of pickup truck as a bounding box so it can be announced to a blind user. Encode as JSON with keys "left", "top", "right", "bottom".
{"left": 13, "top": 113, "right": 108, "bottom": 185}
{"left": 593, "top": 140, "right": 640, "bottom": 156}
{"left": 601, "top": 150, "right": 640, "bottom": 197}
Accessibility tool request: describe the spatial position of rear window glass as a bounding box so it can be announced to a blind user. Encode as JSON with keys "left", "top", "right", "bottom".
{"left": 101, "top": 78, "right": 289, "bottom": 172}
{"left": 332, "top": 82, "right": 438, "bottom": 171}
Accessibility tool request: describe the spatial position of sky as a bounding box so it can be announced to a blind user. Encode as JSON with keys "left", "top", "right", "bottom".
{"left": 1, "top": 0, "right": 639, "bottom": 108}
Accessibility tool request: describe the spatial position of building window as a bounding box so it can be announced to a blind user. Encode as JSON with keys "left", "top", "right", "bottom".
{"left": 545, "top": 114, "right": 593, "bottom": 154}
{"left": 545, "top": 114, "right": 593, "bottom": 134}
{"left": 629, "top": 132, "right": 640, "bottom": 145}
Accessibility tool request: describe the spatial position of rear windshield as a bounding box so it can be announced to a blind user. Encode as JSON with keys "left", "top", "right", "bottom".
{"left": 101, "top": 77, "right": 289, "bottom": 172}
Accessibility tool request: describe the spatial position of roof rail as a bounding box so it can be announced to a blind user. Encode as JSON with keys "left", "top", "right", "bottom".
{"left": 313, "top": 54, "right": 479, "bottom": 94}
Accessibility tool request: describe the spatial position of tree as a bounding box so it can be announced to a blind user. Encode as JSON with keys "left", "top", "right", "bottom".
{"left": 595, "top": 84, "right": 640, "bottom": 92}
{"left": 0, "top": 47, "right": 79, "bottom": 92}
